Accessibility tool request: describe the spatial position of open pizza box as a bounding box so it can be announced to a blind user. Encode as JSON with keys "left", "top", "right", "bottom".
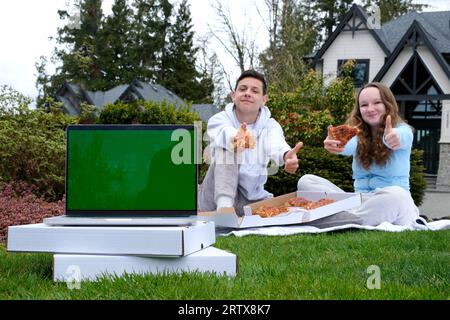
{"left": 198, "top": 191, "right": 362, "bottom": 229}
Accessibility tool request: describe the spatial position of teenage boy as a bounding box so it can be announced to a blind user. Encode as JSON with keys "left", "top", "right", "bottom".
{"left": 198, "top": 70, "right": 302, "bottom": 215}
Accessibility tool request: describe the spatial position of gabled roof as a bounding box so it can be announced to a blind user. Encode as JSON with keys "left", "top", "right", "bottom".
{"left": 56, "top": 81, "right": 187, "bottom": 111}
{"left": 312, "top": 4, "right": 390, "bottom": 66}
{"left": 55, "top": 81, "right": 221, "bottom": 121}
{"left": 57, "top": 82, "right": 95, "bottom": 104}
{"left": 373, "top": 19, "right": 450, "bottom": 82}
{"left": 56, "top": 95, "right": 79, "bottom": 116}
{"left": 310, "top": 4, "right": 450, "bottom": 83}
{"left": 381, "top": 10, "right": 450, "bottom": 53}
{"left": 312, "top": 4, "right": 450, "bottom": 63}
{"left": 131, "top": 81, "right": 186, "bottom": 107}
{"left": 191, "top": 104, "right": 221, "bottom": 122}
{"left": 85, "top": 84, "right": 129, "bottom": 108}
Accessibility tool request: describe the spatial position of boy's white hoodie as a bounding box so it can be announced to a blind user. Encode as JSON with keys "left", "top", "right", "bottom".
{"left": 206, "top": 103, "right": 291, "bottom": 200}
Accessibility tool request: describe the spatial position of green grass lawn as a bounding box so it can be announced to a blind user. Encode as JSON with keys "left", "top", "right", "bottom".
{"left": 1, "top": 230, "right": 449, "bottom": 300}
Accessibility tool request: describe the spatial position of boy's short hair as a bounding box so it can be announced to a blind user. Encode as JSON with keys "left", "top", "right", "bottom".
{"left": 235, "top": 70, "right": 268, "bottom": 95}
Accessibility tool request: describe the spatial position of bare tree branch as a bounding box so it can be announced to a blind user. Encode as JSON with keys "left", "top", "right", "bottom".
{"left": 256, "top": 0, "right": 280, "bottom": 52}
{"left": 195, "top": 34, "right": 230, "bottom": 106}
{"left": 208, "top": 0, "right": 259, "bottom": 74}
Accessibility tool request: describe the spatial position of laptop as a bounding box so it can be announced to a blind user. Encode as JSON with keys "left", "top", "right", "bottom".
{"left": 44, "top": 124, "right": 199, "bottom": 226}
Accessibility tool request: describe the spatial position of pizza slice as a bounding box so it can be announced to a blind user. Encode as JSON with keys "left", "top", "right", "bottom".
{"left": 285, "top": 197, "right": 312, "bottom": 208}
{"left": 232, "top": 123, "right": 256, "bottom": 151}
{"left": 305, "top": 198, "right": 336, "bottom": 210}
{"left": 253, "top": 205, "right": 289, "bottom": 218}
{"left": 328, "top": 124, "right": 360, "bottom": 148}
{"left": 285, "top": 197, "right": 336, "bottom": 210}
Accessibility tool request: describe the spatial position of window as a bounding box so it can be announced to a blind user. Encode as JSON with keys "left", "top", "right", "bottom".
{"left": 337, "top": 59, "right": 370, "bottom": 87}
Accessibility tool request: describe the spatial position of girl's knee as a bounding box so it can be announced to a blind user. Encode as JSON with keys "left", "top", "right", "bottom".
{"left": 376, "top": 186, "right": 410, "bottom": 199}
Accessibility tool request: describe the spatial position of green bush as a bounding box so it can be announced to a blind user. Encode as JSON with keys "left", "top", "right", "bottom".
{"left": 410, "top": 149, "right": 427, "bottom": 206}
{"left": 275, "top": 110, "right": 333, "bottom": 147}
{"left": 98, "top": 101, "right": 140, "bottom": 124}
{"left": 323, "top": 76, "right": 355, "bottom": 124}
{"left": 322, "top": 60, "right": 357, "bottom": 124}
{"left": 267, "top": 73, "right": 321, "bottom": 118}
{"left": 0, "top": 90, "right": 76, "bottom": 201}
{"left": 98, "top": 99, "right": 202, "bottom": 125}
{"left": 268, "top": 68, "right": 355, "bottom": 126}
{"left": 267, "top": 69, "right": 355, "bottom": 148}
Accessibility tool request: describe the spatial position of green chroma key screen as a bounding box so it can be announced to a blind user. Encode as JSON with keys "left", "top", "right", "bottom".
{"left": 66, "top": 125, "right": 197, "bottom": 216}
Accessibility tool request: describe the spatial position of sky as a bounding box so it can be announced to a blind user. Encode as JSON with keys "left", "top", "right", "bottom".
{"left": 0, "top": 0, "right": 449, "bottom": 102}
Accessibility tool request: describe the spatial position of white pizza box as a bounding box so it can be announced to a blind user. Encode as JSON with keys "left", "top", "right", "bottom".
{"left": 198, "top": 191, "right": 362, "bottom": 229}
{"left": 7, "top": 221, "right": 215, "bottom": 256}
{"left": 53, "top": 246, "right": 237, "bottom": 282}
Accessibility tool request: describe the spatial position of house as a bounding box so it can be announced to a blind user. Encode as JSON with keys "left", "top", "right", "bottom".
{"left": 309, "top": 4, "right": 450, "bottom": 190}
{"left": 55, "top": 80, "right": 219, "bottom": 122}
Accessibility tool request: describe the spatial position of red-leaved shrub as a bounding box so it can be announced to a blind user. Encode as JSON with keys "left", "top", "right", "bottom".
{"left": 0, "top": 181, "right": 64, "bottom": 243}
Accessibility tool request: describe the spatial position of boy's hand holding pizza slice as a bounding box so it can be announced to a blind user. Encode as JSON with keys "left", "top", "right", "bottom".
{"left": 232, "top": 122, "right": 256, "bottom": 152}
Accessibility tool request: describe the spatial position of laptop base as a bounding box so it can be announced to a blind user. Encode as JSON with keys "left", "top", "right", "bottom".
{"left": 43, "top": 216, "right": 197, "bottom": 226}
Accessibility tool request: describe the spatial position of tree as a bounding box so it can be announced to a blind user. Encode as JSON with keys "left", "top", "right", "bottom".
{"left": 35, "top": 56, "right": 51, "bottom": 105}
{"left": 196, "top": 36, "right": 225, "bottom": 106}
{"left": 209, "top": 0, "right": 259, "bottom": 78}
{"left": 257, "top": 0, "right": 281, "bottom": 56}
{"left": 38, "top": 0, "right": 105, "bottom": 104}
{"left": 97, "top": 0, "right": 135, "bottom": 86}
{"left": 36, "top": 0, "right": 217, "bottom": 106}
{"left": 159, "top": 0, "right": 174, "bottom": 83}
{"left": 131, "top": 0, "right": 173, "bottom": 82}
{"left": 361, "top": 0, "right": 428, "bottom": 24}
{"left": 260, "top": 0, "right": 320, "bottom": 92}
{"left": 0, "top": 85, "right": 32, "bottom": 113}
{"left": 57, "top": 0, "right": 104, "bottom": 88}
{"left": 163, "top": 0, "right": 213, "bottom": 103}
{"left": 314, "top": 0, "right": 353, "bottom": 39}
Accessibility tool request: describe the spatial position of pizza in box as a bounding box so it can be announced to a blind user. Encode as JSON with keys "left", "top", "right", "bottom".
{"left": 253, "top": 197, "right": 336, "bottom": 218}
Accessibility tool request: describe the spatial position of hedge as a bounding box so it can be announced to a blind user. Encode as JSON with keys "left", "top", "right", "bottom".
{"left": 0, "top": 96, "right": 76, "bottom": 201}
{"left": 98, "top": 99, "right": 202, "bottom": 125}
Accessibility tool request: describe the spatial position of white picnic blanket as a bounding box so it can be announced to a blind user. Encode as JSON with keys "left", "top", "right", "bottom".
{"left": 217, "top": 217, "right": 450, "bottom": 237}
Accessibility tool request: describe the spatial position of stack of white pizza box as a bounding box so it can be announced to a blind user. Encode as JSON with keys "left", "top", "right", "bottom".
{"left": 7, "top": 220, "right": 238, "bottom": 282}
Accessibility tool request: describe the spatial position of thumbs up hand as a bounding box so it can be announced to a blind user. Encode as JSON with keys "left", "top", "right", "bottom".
{"left": 384, "top": 115, "right": 400, "bottom": 150}
{"left": 283, "top": 141, "right": 303, "bottom": 174}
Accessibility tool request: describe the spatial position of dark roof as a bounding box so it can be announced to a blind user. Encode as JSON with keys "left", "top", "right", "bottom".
{"left": 56, "top": 81, "right": 220, "bottom": 121}
{"left": 85, "top": 84, "right": 129, "bottom": 108}
{"left": 131, "top": 81, "right": 186, "bottom": 107}
{"left": 191, "top": 104, "right": 220, "bottom": 122}
{"left": 381, "top": 10, "right": 450, "bottom": 53}
{"left": 56, "top": 81, "right": 188, "bottom": 113}
{"left": 373, "top": 19, "right": 450, "bottom": 82}
{"left": 56, "top": 95, "right": 78, "bottom": 115}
